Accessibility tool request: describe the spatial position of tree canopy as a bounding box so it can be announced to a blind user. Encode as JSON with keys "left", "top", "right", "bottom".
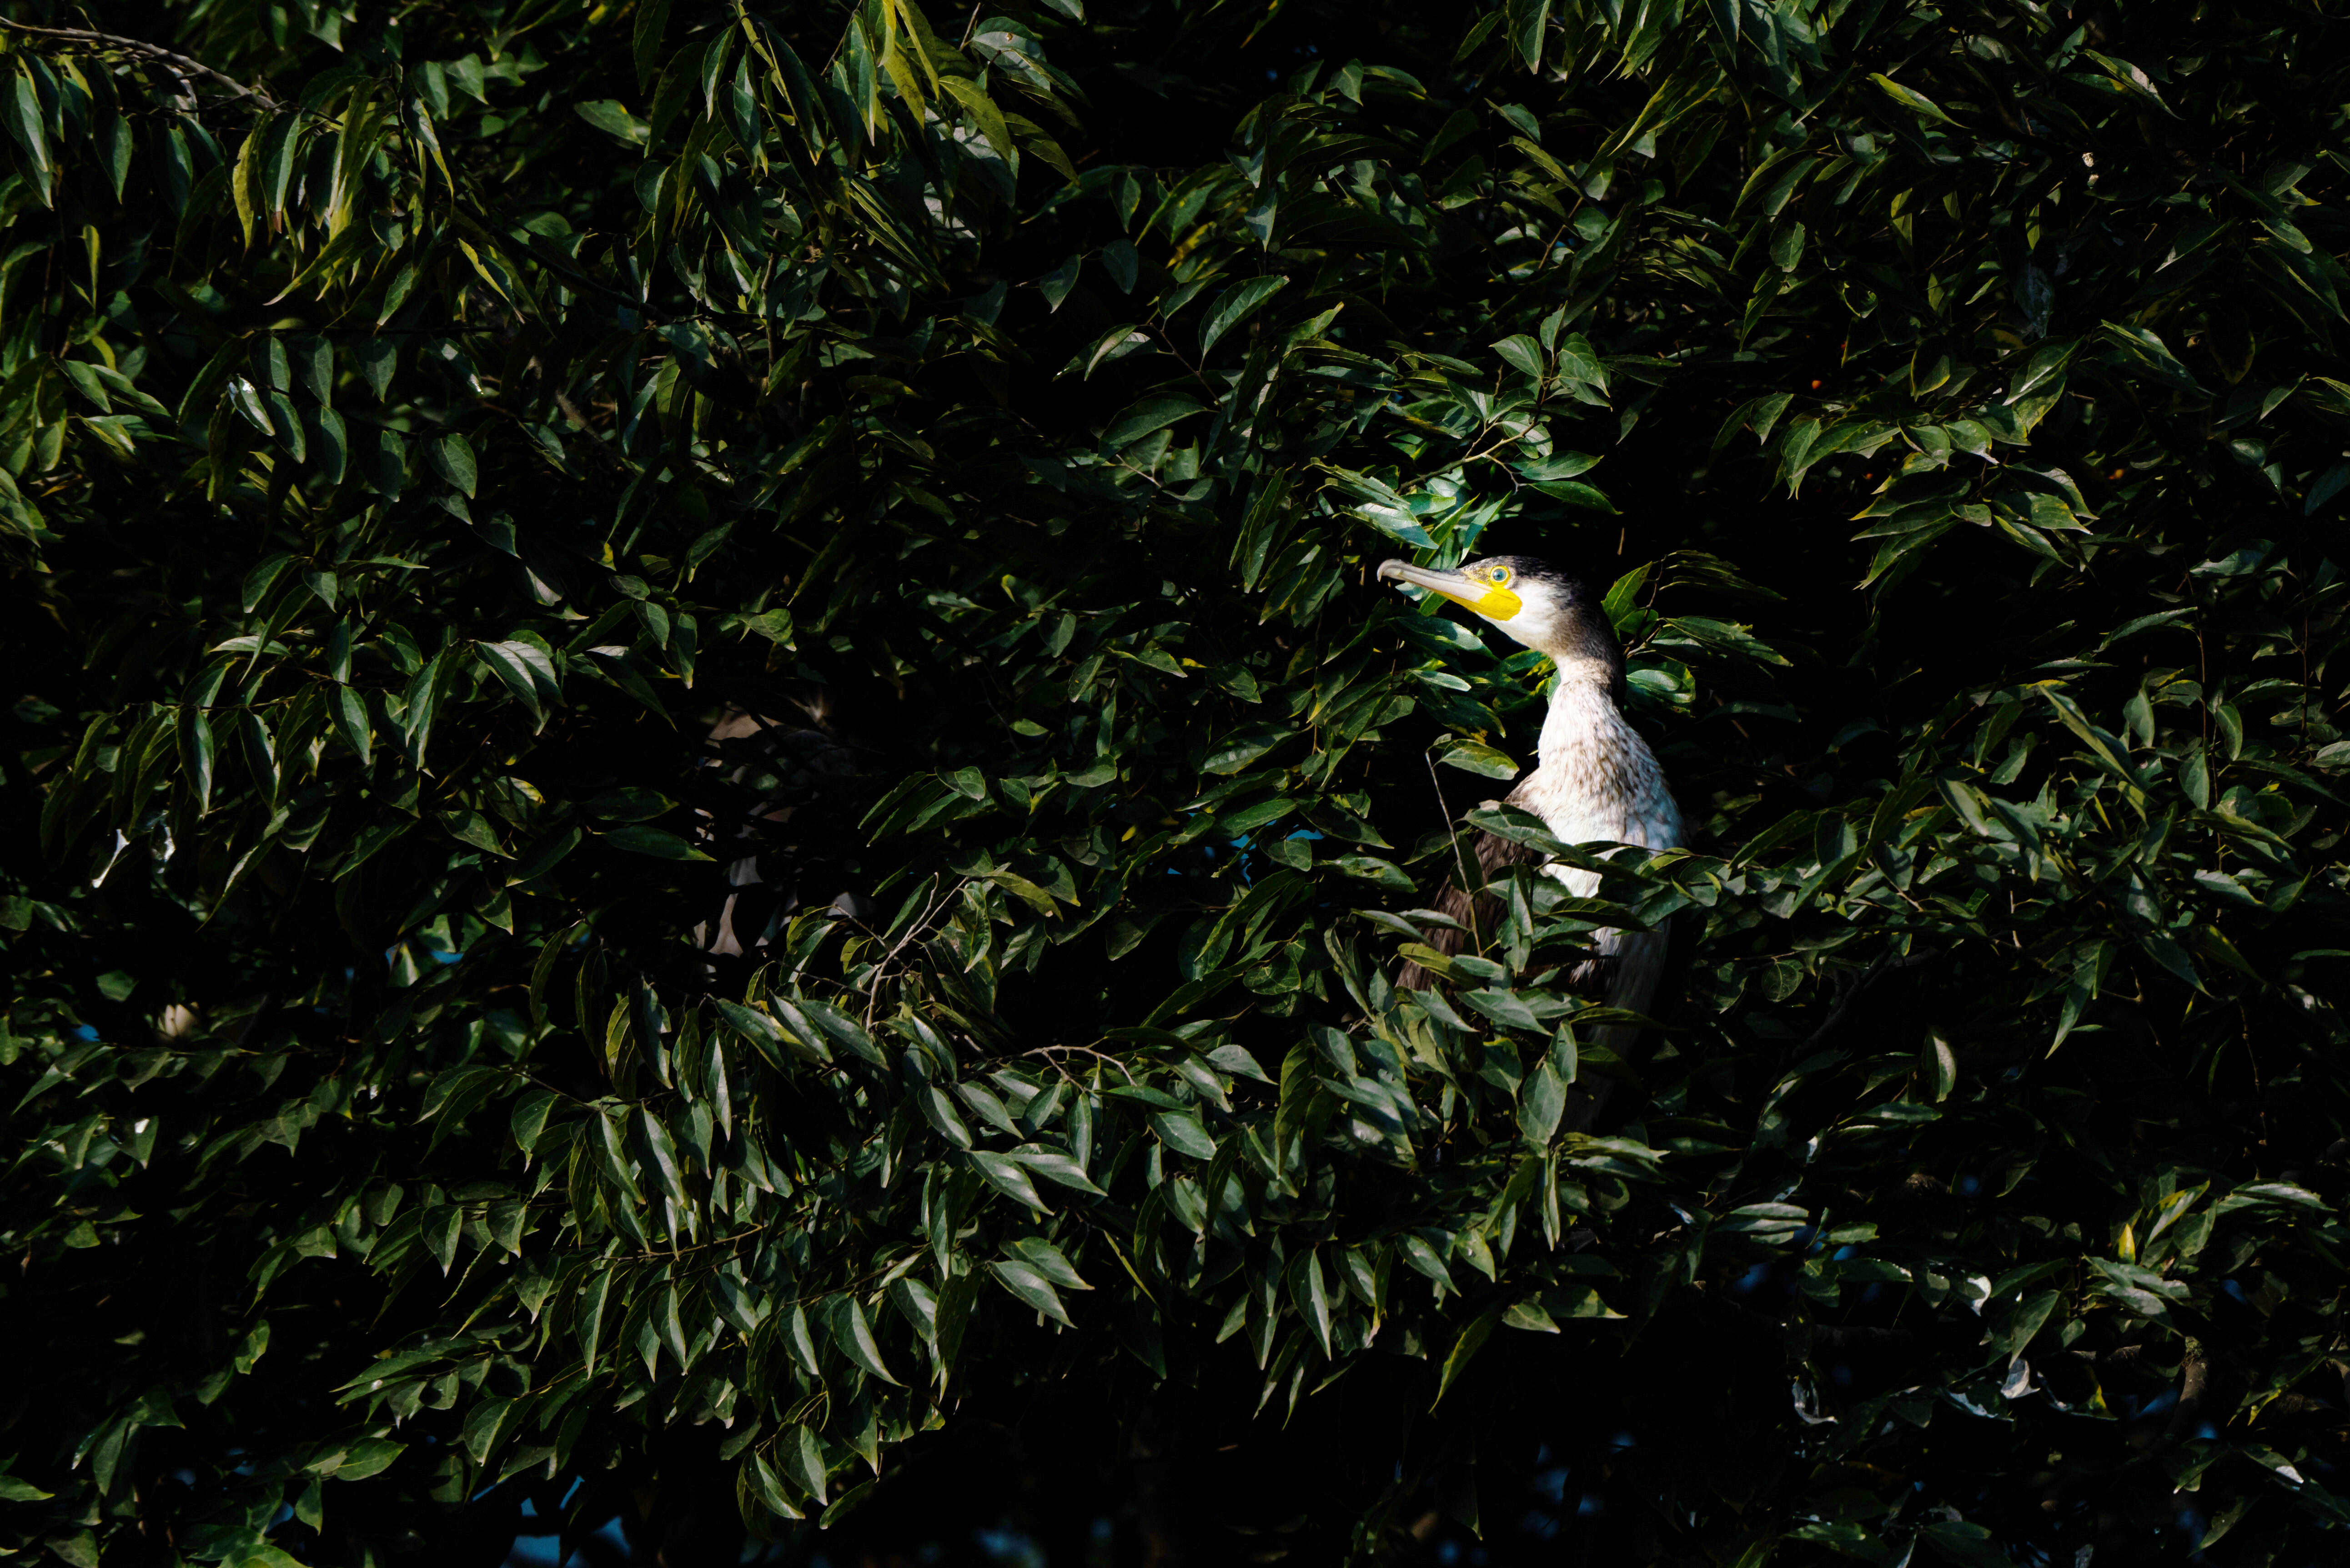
{"left": 5, "top": 0, "right": 2350, "bottom": 1563}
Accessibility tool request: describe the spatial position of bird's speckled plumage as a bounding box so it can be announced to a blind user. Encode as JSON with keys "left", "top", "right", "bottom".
{"left": 1377, "top": 554, "right": 1682, "bottom": 1116}
{"left": 1518, "top": 660, "right": 1684, "bottom": 893}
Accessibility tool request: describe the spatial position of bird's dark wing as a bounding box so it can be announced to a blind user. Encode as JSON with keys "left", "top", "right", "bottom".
{"left": 1394, "top": 795, "right": 1688, "bottom": 1135}
{"left": 1394, "top": 825, "right": 1547, "bottom": 991}
{"left": 1556, "top": 913, "right": 1693, "bottom": 1134}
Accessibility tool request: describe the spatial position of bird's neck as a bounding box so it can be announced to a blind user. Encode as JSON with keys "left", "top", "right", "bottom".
{"left": 1520, "top": 663, "right": 1682, "bottom": 855}
{"left": 1535, "top": 665, "right": 1630, "bottom": 769}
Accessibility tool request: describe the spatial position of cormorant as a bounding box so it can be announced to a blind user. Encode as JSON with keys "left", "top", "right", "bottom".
{"left": 694, "top": 699, "right": 862, "bottom": 960}
{"left": 1376, "top": 555, "right": 1682, "bottom": 1074}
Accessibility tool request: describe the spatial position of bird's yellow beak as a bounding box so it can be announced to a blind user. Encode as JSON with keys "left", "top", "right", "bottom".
{"left": 1376, "top": 559, "right": 1523, "bottom": 621}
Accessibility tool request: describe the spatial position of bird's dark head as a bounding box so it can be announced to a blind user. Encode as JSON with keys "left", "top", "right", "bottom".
{"left": 1376, "top": 553, "right": 1621, "bottom": 678}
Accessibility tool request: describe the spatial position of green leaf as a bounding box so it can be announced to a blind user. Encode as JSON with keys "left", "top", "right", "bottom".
{"left": 1518, "top": 452, "right": 1602, "bottom": 482}
{"left": 1103, "top": 396, "right": 1208, "bottom": 449}
{"left": 1530, "top": 479, "right": 1617, "bottom": 512}
{"left": 600, "top": 824, "right": 711, "bottom": 860}
{"left": 1435, "top": 1307, "right": 1500, "bottom": 1403}
{"left": 828, "top": 1295, "right": 902, "bottom": 1386}
{"left": 1036, "top": 255, "right": 1081, "bottom": 311}
{"left": 592, "top": 1110, "right": 643, "bottom": 1202}
{"left": 1460, "top": 987, "right": 1541, "bottom": 1032}
{"left": 512, "top": 826, "right": 582, "bottom": 881}
{"left": 748, "top": 1453, "right": 805, "bottom": 1518}
{"left": 5, "top": 67, "right": 51, "bottom": 183}
{"left": 781, "top": 1305, "right": 821, "bottom": 1376}
{"left": 461, "top": 1396, "right": 513, "bottom": 1467}
{"left": 574, "top": 100, "right": 650, "bottom": 145}
{"left": 438, "top": 809, "right": 507, "bottom": 857}
{"left": 934, "top": 1273, "right": 980, "bottom": 1377}
{"left": 1334, "top": 854, "right": 1413, "bottom": 892}
{"left": 715, "top": 999, "right": 818, "bottom": 1069}
{"left": 1491, "top": 334, "right": 1545, "bottom": 380}
{"left": 178, "top": 707, "right": 215, "bottom": 814}
{"left": 1437, "top": 740, "right": 1518, "bottom": 779}
{"left": 1219, "top": 796, "right": 1295, "bottom": 834}
{"left": 939, "top": 76, "right": 1019, "bottom": 171}
{"left": 1869, "top": 73, "right": 1956, "bottom": 125}
{"left": 988, "top": 1257, "right": 1074, "bottom": 1325}
{"left": 322, "top": 681, "right": 370, "bottom": 764}
{"left": 242, "top": 553, "right": 297, "bottom": 612}
{"left": 797, "top": 999, "right": 885, "bottom": 1064}
{"left": 638, "top": 1108, "right": 688, "bottom": 1205}
{"left": 1502, "top": 1297, "right": 1559, "bottom": 1333}
{"left": 1199, "top": 276, "right": 1287, "bottom": 355}
{"left": 1600, "top": 563, "right": 1651, "bottom": 628}
{"left": 1004, "top": 1236, "right": 1090, "bottom": 1289}
{"left": 2306, "top": 458, "right": 2350, "bottom": 515}
{"left": 784, "top": 1424, "right": 830, "bottom": 1504}
{"left": 259, "top": 114, "right": 298, "bottom": 223}
{"left": 1150, "top": 1109, "right": 1217, "bottom": 1159}
{"left": 423, "top": 1203, "right": 461, "bottom": 1272}
{"left": 969, "top": 1149, "right": 1047, "bottom": 1209}
{"left": 46, "top": 1534, "right": 99, "bottom": 1568}
{"left": 633, "top": 0, "right": 671, "bottom": 89}
{"left": 1506, "top": 0, "right": 1550, "bottom": 70}
{"left": 1290, "top": 1250, "right": 1334, "bottom": 1357}
{"left": 1081, "top": 323, "right": 1148, "bottom": 378}
{"left": 984, "top": 868, "right": 1061, "bottom": 915}
{"left": 1010, "top": 1144, "right": 1105, "bottom": 1195}
{"left": 1518, "top": 1047, "right": 1566, "bottom": 1144}
{"left": 576, "top": 1266, "right": 613, "bottom": 1375}
{"left": 2007, "top": 337, "right": 2078, "bottom": 402}
{"left": 474, "top": 641, "right": 549, "bottom": 727}
{"left": 510, "top": 1088, "right": 561, "bottom": 1158}
{"left": 430, "top": 432, "right": 477, "bottom": 497}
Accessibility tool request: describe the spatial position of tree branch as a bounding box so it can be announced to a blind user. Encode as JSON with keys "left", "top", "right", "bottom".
{"left": 0, "top": 18, "right": 279, "bottom": 112}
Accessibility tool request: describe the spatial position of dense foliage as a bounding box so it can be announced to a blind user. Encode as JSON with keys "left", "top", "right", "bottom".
{"left": 5, "top": 0, "right": 2350, "bottom": 1562}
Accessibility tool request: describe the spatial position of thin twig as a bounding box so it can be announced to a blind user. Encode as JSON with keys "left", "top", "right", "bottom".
{"left": 1024, "top": 1042, "right": 1138, "bottom": 1085}
{"left": 860, "top": 875, "right": 968, "bottom": 1031}
{"left": 1424, "top": 748, "right": 1481, "bottom": 954}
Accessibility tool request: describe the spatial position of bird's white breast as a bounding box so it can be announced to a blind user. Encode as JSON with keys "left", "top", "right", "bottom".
{"left": 1517, "top": 679, "right": 1682, "bottom": 898}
